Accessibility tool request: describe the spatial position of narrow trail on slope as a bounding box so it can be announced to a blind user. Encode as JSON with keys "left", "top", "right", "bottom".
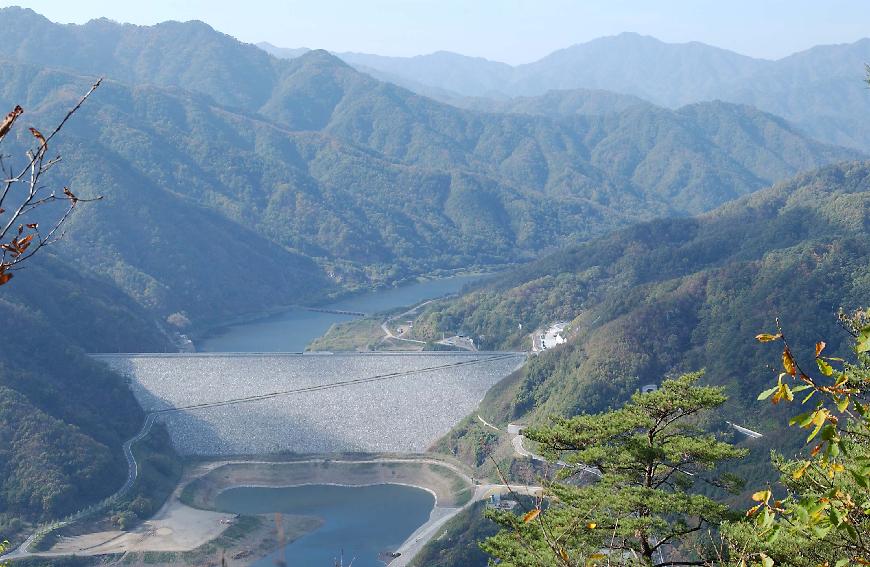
{"left": 1, "top": 415, "right": 157, "bottom": 562}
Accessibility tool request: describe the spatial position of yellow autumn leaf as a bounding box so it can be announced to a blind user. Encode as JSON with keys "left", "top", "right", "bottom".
{"left": 756, "top": 333, "right": 781, "bottom": 342}
{"left": 828, "top": 463, "right": 845, "bottom": 478}
{"left": 523, "top": 508, "right": 541, "bottom": 523}
{"left": 783, "top": 347, "right": 797, "bottom": 377}
{"left": 792, "top": 461, "right": 811, "bottom": 480}
{"left": 751, "top": 490, "right": 771, "bottom": 502}
{"left": 585, "top": 553, "right": 605, "bottom": 566}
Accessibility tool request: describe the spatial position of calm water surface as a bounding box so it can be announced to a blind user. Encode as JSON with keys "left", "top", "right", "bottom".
{"left": 199, "top": 273, "right": 487, "bottom": 352}
{"left": 215, "top": 484, "right": 434, "bottom": 567}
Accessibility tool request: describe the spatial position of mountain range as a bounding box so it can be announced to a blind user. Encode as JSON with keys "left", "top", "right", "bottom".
{"left": 0, "top": 6, "right": 866, "bottom": 543}
{"left": 261, "top": 32, "right": 870, "bottom": 152}
{"left": 0, "top": 7, "right": 858, "bottom": 329}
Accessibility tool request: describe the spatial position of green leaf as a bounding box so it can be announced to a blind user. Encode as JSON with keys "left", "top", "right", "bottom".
{"left": 816, "top": 358, "right": 833, "bottom": 376}
{"left": 828, "top": 506, "right": 843, "bottom": 526}
{"left": 789, "top": 411, "right": 813, "bottom": 427}
{"left": 807, "top": 420, "right": 826, "bottom": 443}
{"left": 850, "top": 469, "right": 870, "bottom": 489}
{"left": 836, "top": 397, "right": 849, "bottom": 412}
{"left": 760, "top": 553, "right": 774, "bottom": 567}
{"left": 794, "top": 504, "right": 809, "bottom": 524}
{"left": 858, "top": 330, "right": 870, "bottom": 353}
{"left": 758, "top": 386, "right": 778, "bottom": 401}
{"left": 845, "top": 523, "right": 859, "bottom": 540}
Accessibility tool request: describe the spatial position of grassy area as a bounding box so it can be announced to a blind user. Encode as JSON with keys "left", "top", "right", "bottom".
{"left": 307, "top": 317, "right": 386, "bottom": 351}
{"left": 116, "top": 514, "right": 322, "bottom": 566}
{"left": 16, "top": 558, "right": 96, "bottom": 567}
{"left": 122, "top": 424, "right": 184, "bottom": 518}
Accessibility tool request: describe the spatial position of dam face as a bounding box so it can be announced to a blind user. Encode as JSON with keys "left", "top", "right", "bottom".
{"left": 96, "top": 352, "right": 524, "bottom": 455}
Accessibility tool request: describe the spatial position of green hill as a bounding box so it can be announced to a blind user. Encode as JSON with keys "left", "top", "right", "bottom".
{"left": 0, "top": 37, "right": 858, "bottom": 329}
{"left": 0, "top": 255, "right": 171, "bottom": 535}
{"left": 418, "top": 162, "right": 869, "bottom": 481}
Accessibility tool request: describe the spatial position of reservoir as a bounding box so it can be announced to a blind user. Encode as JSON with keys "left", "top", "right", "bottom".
{"left": 215, "top": 484, "right": 434, "bottom": 567}
{"left": 198, "top": 273, "right": 487, "bottom": 352}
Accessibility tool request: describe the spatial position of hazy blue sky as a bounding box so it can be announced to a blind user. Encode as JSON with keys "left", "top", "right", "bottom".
{"left": 10, "top": 0, "right": 870, "bottom": 64}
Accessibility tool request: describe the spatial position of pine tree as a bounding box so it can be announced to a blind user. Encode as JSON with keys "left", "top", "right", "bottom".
{"left": 483, "top": 372, "right": 746, "bottom": 566}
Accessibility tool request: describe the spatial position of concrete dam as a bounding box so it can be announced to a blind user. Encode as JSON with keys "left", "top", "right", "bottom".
{"left": 95, "top": 352, "right": 525, "bottom": 455}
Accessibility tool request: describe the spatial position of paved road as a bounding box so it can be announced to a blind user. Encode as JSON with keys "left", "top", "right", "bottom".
{"left": 381, "top": 302, "right": 429, "bottom": 345}
{"left": 1, "top": 413, "right": 157, "bottom": 562}
{"left": 389, "top": 483, "right": 542, "bottom": 567}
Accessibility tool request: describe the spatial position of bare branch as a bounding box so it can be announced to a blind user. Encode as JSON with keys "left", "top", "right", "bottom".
{"left": 0, "top": 79, "right": 103, "bottom": 286}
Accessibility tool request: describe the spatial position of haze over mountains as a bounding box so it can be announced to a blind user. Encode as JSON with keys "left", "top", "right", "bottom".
{"left": 261, "top": 32, "right": 870, "bottom": 152}
{"left": 0, "top": 6, "right": 858, "bottom": 327}
{"left": 0, "top": 5, "right": 867, "bottom": 549}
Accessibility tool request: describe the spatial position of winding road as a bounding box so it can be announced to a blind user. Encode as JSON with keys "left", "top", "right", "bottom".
{"left": 0, "top": 413, "right": 158, "bottom": 562}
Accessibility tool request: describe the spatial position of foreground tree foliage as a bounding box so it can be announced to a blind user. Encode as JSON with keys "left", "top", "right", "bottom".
{"left": 483, "top": 373, "right": 746, "bottom": 566}
{"left": 725, "top": 309, "right": 870, "bottom": 566}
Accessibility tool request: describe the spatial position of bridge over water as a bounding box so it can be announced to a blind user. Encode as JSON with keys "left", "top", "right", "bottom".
{"left": 94, "top": 351, "right": 525, "bottom": 456}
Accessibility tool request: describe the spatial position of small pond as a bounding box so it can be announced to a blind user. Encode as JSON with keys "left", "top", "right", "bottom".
{"left": 215, "top": 483, "right": 435, "bottom": 566}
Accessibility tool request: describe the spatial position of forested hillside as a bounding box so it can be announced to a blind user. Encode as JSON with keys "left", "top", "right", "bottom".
{"left": 267, "top": 32, "right": 870, "bottom": 152}
{"left": 451, "top": 88, "right": 650, "bottom": 117}
{"left": 0, "top": 255, "right": 171, "bottom": 536}
{"left": 422, "top": 162, "right": 869, "bottom": 479}
{"left": 0, "top": 16, "right": 859, "bottom": 329}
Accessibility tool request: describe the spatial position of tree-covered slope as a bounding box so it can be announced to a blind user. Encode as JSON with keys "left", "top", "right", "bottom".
{"left": 269, "top": 52, "right": 858, "bottom": 215}
{"left": 452, "top": 88, "right": 651, "bottom": 118}
{"left": 418, "top": 162, "right": 869, "bottom": 472}
{"left": 0, "top": 7, "right": 280, "bottom": 111}
{"left": 0, "top": 38, "right": 856, "bottom": 327}
{"left": 264, "top": 32, "right": 870, "bottom": 152}
{"left": 0, "top": 255, "right": 172, "bottom": 534}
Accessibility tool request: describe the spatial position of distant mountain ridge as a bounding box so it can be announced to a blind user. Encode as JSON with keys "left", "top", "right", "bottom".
{"left": 0, "top": 58, "right": 856, "bottom": 330}
{"left": 261, "top": 32, "right": 870, "bottom": 151}
{"left": 0, "top": 6, "right": 860, "bottom": 326}
{"left": 0, "top": 6, "right": 863, "bottom": 541}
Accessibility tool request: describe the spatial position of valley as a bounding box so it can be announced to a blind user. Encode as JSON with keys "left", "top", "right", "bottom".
{"left": 1, "top": 277, "right": 529, "bottom": 565}
{"left": 0, "top": 5, "right": 867, "bottom": 567}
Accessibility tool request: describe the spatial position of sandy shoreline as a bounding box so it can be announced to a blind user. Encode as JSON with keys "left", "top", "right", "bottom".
{"left": 15, "top": 455, "right": 482, "bottom": 566}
